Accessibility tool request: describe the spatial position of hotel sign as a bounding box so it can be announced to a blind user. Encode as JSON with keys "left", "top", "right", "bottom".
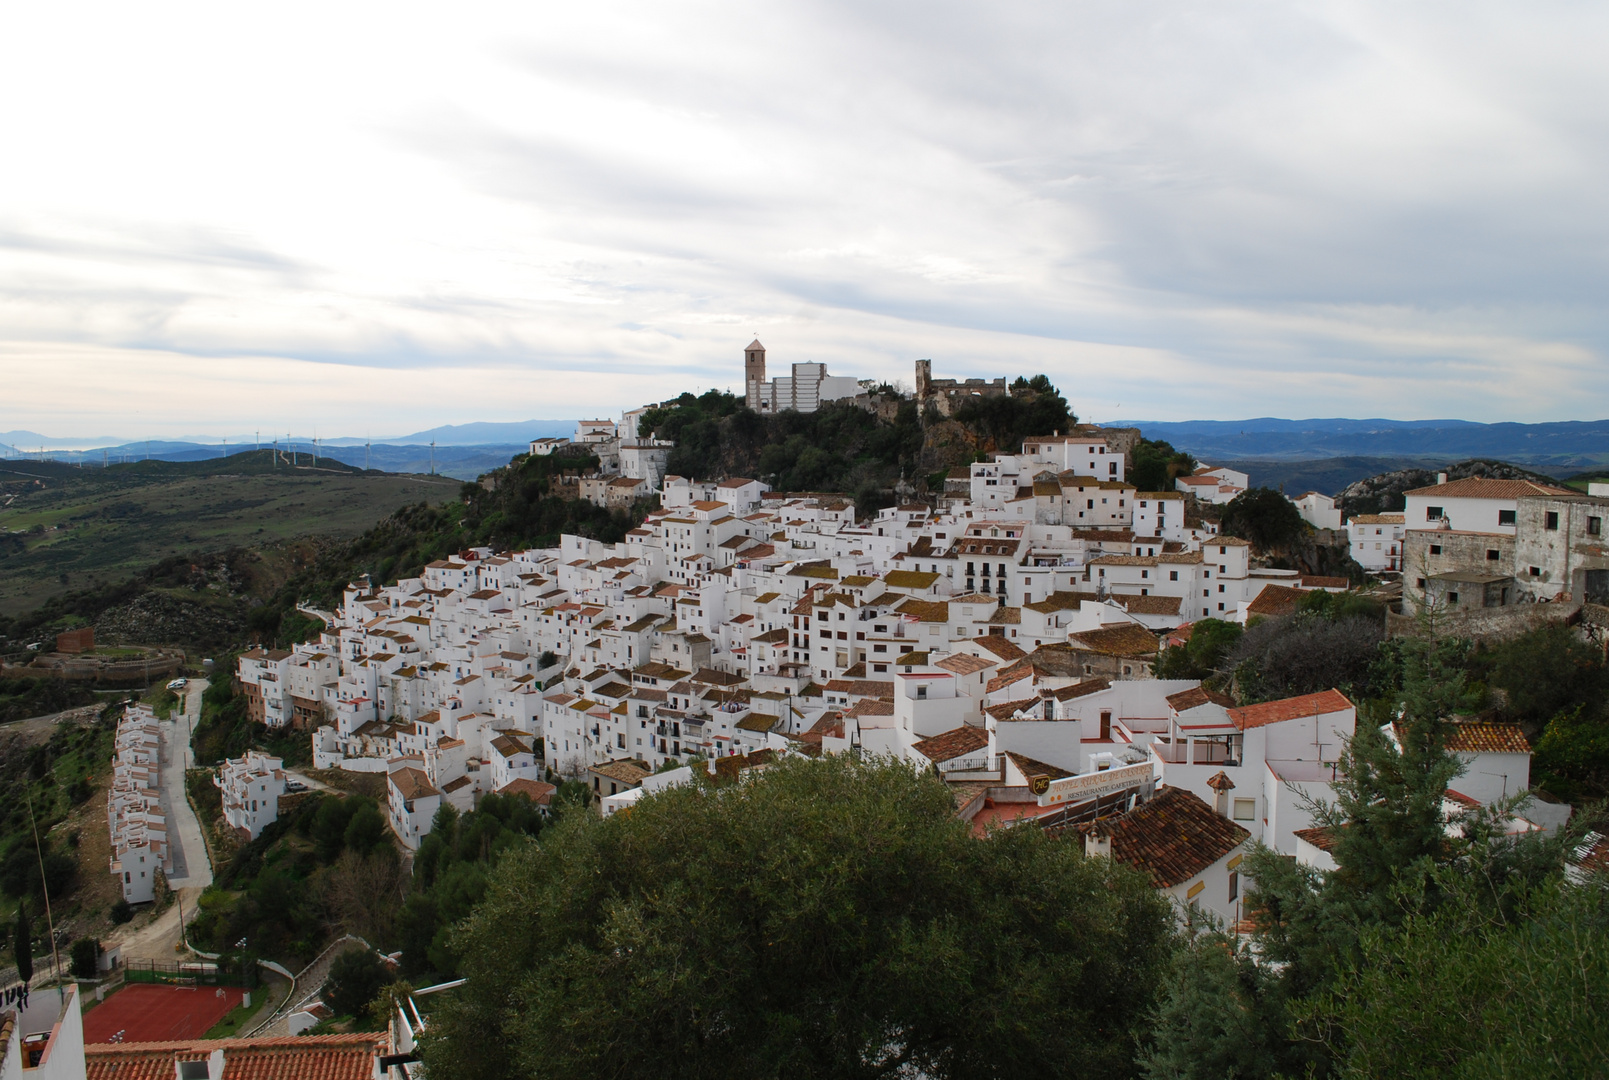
{"left": 1037, "top": 762, "right": 1153, "bottom": 807}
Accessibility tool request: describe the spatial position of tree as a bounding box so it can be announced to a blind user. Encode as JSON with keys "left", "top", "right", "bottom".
{"left": 1129, "top": 438, "right": 1195, "bottom": 494}
{"left": 1219, "top": 488, "right": 1307, "bottom": 554}
{"left": 70, "top": 937, "right": 100, "bottom": 979}
{"left": 1532, "top": 705, "right": 1609, "bottom": 799}
{"left": 13, "top": 899, "right": 32, "bottom": 985}
{"left": 1299, "top": 866, "right": 1609, "bottom": 1078}
{"left": 1139, "top": 934, "right": 1291, "bottom": 1080}
{"left": 1228, "top": 614, "right": 1383, "bottom": 703}
{"left": 419, "top": 755, "right": 1173, "bottom": 1080}
{"left": 342, "top": 802, "right": 388, "bottom": 856}
{"left": 323, "top": 947, "right": 389, "bottom": 1020}
{"left": 312, "top": 795, "right": 360, "bottom": 862}
{"left": 1481, "top": 622, "right": 1609, "bottom": 735}
{"left": 1155, "top": 618, "right": 1242, "bottom": 680}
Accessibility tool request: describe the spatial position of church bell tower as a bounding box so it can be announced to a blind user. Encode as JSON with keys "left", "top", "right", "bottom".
{"left": 744, "top": 339, "right": 767, "bottom": 410}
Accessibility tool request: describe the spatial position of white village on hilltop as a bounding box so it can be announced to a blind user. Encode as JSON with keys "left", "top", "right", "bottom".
{"left": 218, "top": 345, "right": 1592, "bottom": 930}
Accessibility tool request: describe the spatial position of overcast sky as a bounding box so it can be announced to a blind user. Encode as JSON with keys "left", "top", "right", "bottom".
{"left": 3, "top": 0, "right": 1607, "bottom": 439}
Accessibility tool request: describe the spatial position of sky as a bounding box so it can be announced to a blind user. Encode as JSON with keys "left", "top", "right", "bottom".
{"left": 2, "top": 0, "right": 1607, "bottom": 441}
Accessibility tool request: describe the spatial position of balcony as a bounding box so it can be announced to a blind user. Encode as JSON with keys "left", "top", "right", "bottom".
{"left": 1151, "top": 737, "right": 1240, "bottom": 766}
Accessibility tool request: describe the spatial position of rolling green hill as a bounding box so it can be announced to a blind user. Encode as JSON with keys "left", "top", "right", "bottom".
{"left": 0, "top": 452, "right": 460, "bottom": 617}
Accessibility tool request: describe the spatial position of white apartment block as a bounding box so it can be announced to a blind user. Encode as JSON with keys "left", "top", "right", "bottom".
{"left": 215, "top": 750, "right": 287, "bottom": 840}
{"left": 108, "top": 704, "right": 168, "bottom": 904}
{"left": 1348, "top": 514, "right": 1405, "bottom": 572}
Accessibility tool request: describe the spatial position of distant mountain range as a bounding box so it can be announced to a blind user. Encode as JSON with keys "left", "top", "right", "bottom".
{"left": 0, "top": 420, "right": 580, "bottom": 481}
{"left": 0, "top": 419, "right": 576, "bottom": 451}
{"left": 1108, "top": 417, "right": 1609, "bottom": 471}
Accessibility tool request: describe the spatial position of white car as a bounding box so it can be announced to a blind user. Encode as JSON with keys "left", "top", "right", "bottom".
{"left": 166, "top": 678, "right": 188, "bottom": 691}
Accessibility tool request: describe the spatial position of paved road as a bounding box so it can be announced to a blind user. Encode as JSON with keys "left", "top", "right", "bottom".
{"left": 161, "top": 679, "right": 213, "bottom": 890}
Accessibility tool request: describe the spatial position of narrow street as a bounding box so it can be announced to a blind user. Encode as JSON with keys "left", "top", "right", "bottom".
{"left": 161, "top": 679, "right": 213, "bottom": 890}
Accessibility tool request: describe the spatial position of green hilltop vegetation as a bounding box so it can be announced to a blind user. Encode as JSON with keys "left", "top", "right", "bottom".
{"left": 0, "top": 451, "right": 460, "bottom": 618}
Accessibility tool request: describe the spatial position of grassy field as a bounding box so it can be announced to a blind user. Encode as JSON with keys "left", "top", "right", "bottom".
{"left": 0, "top": 452, "right": 462, "bottom": 616}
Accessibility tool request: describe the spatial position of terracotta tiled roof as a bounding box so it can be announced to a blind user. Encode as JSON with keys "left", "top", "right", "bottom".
{"left": 1443, "top": 722, "right": 1531, "bottom": 753}
{"left": 496, "top": 778, "right": 556, "bottom": 804}
{"left": 985, "top": 697, "right": 1042, "bottom": 722}
{"left": 388, "top": 766, "right": 438, "bottom": 800}
{"left": 1205, "top": 770, "right": 1236, "bottom": 792}
{"left": 847, "top": 698, "right": 895, "bottom": 718}
{"left": 985, "top": 667, "right": 1031, "bottom": 694}
{"left": 1402, "top": 477, "right": 1573, "bottom": 500}
{"left": 1081, "top": 787, "right": 1250, "bottom": 888}
{"left": 85, "top": 1034, "right": 383, "bottom": 1080}
{"left": 823, "top": 679, "right": 896, "bottom": 700}
{"left": 1246, "top": 584, "right": 1305, "bottom": 617}
{"left": 1022, "top": 591, "right": 1099, "bottom": 614}
{"left": 1349, "top": 514, "right": 1404, "bottom": 524}
{"left": 1114, "top": 594, "right": 1182, "bottom": 616}
{"left": 590, "top": 759, "right": 652, "bottom": 785}
{"left": 884, "top": 570, "right": 941, "bottom": 589}
{"left": 1166, "top": 686, "right": 1234, "bottom": 712}
{"left": 1299, "top": 575, "right": 1350, "bottom": 589}
{"left": 1228, "top": 688, "right": 1353, "bottom": 731}
{"left": 1051, "top": 677, "right": 1111, "bottom": 701}
{"left": 1292, "top": 826, "right": 1338, "bottom": 853}
{"left": 911, "top": 724, "right": 990, "bottom": 763}
{"left": 1003, "top": 751, "right": 1075, "bottom": 782}
{"left": 935, "top": 652, "right": 994, "bottom": 676}
{"left": 1068, "top": 624, "right": 1160, "bottom": 658}
{"left": 895, "top": 598, "right": 950, "bottom": 622}
{"left": 972, "top": 636, "right": 1027, "bottom": 662}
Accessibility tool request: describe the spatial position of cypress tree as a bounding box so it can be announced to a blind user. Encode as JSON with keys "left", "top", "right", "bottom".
{"left": 13, "top": 899, "right": 33, "bottom": 986}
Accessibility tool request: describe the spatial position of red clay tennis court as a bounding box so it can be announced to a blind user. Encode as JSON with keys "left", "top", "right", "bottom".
{"left": 83, "top": 983, "right": 243, "bottom": 1044}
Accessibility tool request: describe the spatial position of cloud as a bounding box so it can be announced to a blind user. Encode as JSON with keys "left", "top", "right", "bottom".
{"left": 0, "top": 0, "right": 1605, "bottom": 435}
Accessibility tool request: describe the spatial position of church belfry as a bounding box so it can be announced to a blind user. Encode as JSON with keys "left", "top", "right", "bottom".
{"left": 744, "top": 339, "right": 767, "bottom": 410}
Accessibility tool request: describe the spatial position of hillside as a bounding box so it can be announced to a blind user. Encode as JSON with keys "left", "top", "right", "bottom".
{"left": 0, "top": 452, "right": 459, "bottom": 617}
{"left": 1336, "top": 459, "right": 1563, "bottom": 517}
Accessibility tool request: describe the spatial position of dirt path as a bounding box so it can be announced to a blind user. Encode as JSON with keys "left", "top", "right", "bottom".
{"left": 110, "top": 886, "right": 207, "bottom": 965}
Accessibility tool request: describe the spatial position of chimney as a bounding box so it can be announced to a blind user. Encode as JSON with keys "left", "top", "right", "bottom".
{"left": 1083, "top": 831, "right": 1111, "bottom": 859}
{"left": 1437, "top": 472, "right": 1448, "bottom": 485}
{"left": 1206, "top": 770, "right": 1236, "bottom": 818}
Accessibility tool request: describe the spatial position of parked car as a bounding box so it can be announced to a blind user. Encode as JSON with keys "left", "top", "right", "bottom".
{"left": 284, "top": 780, "right": 307, "bottom": 793}
{"left": 166, "top": 678, "right": 188, "bottom": 691}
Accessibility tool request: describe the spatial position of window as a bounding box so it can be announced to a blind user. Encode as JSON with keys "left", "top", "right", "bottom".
{"left": 916, "top": 684, "right": 927, "bottom": 700}
{"left": 1498, "top": 509, "right": 1516, "bottom": 526}
{"left": 1530, "top": 566, "right": 1541, "bottom": 578}
{"left": 1487, "top": 549, "right": 1500, "bottom": 561}
{"left": 1228, "top": 871, "right": 1239, "bottom": 903}
{"left": 1417, "top": 577, "right": 1427, "bottom": 588}
{"left": 1591, "top": 517, "right": 1603, "bottom": 536}
{"left": 1430, "top": 544, "right": 1442, "bottom": 555}
{"left": 1427, "top": 506, "right": 1444, "bottom": 520}
{"left": 1546, "top": 512, "right": 1560, "bottom": 531}
{"left": 1169, "top": 570, "right": 1179, "bottom": 581}
{"left": 1448, "top": 592, "right": 1460, "bottom": 604}
{"left": 1233, "top": 798, "right": 1255, "bottom": 820}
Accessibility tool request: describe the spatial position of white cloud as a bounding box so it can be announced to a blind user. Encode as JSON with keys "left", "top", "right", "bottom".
{"left": 0, "top": 0, "right": 1605, "bottom": 437}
